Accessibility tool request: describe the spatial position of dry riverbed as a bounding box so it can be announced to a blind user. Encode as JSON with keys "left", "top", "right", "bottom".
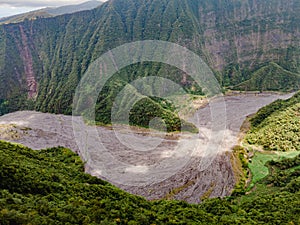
{"left": 0, "top": 92, "right": 294, "bottom": 203}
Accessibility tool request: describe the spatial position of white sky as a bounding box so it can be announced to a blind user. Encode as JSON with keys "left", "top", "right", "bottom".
{"left": 0, "top": 0, "right": 105, "bottom": 18}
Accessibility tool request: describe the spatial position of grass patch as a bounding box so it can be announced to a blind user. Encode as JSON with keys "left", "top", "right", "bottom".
{"left": 248, "top": 151, "right": 300, "bottom": 187}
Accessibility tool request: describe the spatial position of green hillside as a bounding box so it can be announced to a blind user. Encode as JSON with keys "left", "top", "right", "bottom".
{"left": 88, "top": 63, "right": 200, "bottom": 132}
{"left": 0, "top": 140, "right": 300, "bottom": 224}
{"left": 245, "top": 92, "right": 300, "bottom": 151}
{"left": 0, "top": 0, "right": 300, "bottom": 127}
{"left": 234, "top": 62, "right": 300, "bottom": 92}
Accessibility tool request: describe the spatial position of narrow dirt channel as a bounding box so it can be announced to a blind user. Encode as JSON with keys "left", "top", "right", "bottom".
{"left": 18, "top": 25, "right": 37, "bottom": 99}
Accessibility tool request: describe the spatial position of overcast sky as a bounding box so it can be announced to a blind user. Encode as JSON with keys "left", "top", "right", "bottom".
{"left": 0, "top": 0, "right": 105, "bottom": 18}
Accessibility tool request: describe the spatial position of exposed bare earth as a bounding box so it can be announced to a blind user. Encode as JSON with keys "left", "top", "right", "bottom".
{"left": 18, "top": 25, "right": 37, "bottom": 99}
{"left": 0, "top": 93, "right": 293, "bottom": 203}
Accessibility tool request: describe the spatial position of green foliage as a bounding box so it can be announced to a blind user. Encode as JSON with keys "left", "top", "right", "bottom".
{"left": 231, "top": 146, "right": 249, "bottom": 196}
{"left": 1, "top": 141, "right": 300, "bottom": 224}
{"left": 129, "top": 97, "right": 198, "bottom": 133}
{"left": 234, "top": 62, "right": 300, "bottom": 92}
{"left": 265, "top": 154, "right": 300, "bottom": 192}
{"left": 0, "top": 141, "right": 152, "bottom": 224}
{"left": 247, "top": 151, "right": 300, "bottom": 188}
{"left": 1, "top": 0, "right": 300, "bottom": 124}
{"left": 251, "top": 92, "right": 300, "bottom": 127}
{"left": 91, "top": 62, "right": 201, "bottom": 132}
{"left": 246, "top": 92, "right": 300, "bottom": 151}
{"left": 248, "top": 152, "right": 280, "bottom": 186}
{"left": 0, "top": 99, "right": 9, "bottom": 115}
{"left": 223, "top": 63, "right": 243, "bottom": 86}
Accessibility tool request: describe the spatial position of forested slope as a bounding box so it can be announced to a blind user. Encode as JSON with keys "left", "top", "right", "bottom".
{"left": 245, "top": 92, "right": 300, "bottom": 151}
{"left": 0, "top": 0, "right": 299, "bottom": 127}
{"left": 0, "top": 140, "right": 300, "bottom": 224}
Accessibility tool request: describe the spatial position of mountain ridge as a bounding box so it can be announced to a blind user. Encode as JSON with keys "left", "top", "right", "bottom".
{"left": 0, "top": 0, "right": 299, "bottom": 123}
{"left": 234, "top": 62, "right": 300, "bottom": 92}
{"left": 0, "top": 1, "right": 103, "bottom": 25}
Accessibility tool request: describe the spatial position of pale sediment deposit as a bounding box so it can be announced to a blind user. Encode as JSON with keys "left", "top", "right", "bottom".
{"left": 0, "top": 93, "right": 294, "bottom": 203}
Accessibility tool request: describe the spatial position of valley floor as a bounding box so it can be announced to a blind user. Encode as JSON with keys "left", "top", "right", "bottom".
{"left": 0, "top": 92, "right": 294, "bottom": 203}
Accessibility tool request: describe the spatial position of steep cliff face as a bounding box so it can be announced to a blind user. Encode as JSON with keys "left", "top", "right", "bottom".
{"left": 201, "top": 1, "right": 300, "bottom": 88}
{"left": 200, "top": 0, "right": 300, "bottom": 74}
{"left": 0, "top": 0, "right": 299, "bottom": 115}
